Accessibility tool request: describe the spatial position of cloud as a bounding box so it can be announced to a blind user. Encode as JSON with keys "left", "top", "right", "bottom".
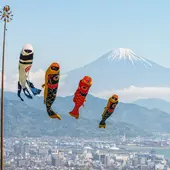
{"left": 0, "top": 69, "right": 67, "bottom": 94}
{"left": 58, "top": 74, "right": 68, "bottom": 88}
{"left": 92, "top": 86, "right": 170, "bottom": 102}
{"left": 28, "top": 69, "right": 45, "bottom": 90}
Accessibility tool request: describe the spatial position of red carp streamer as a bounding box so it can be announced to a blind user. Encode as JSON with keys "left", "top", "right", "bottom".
{"left": 69, "top": 76, "right": 92, "bottom": 119}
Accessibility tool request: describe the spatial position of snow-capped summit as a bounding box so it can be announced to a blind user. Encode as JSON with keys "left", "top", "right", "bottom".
{"left": 108, "top": 48, "right": 152, "bottom": 68}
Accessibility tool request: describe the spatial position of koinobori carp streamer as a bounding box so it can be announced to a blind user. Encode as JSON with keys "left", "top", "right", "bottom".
{"left": 42, "top": 62, "right": 61, "bottom": 120}
{"left": 69, "top": 76, "right": 92, "bottom": 119}
{"left": 18, "top": 44, "right": 41, "bottom": 101}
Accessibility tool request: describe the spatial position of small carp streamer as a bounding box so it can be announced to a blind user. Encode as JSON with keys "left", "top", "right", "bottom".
{"left": 99, "top": 94, "right": 119, "bottom": 128}
{"left": 69, "top": 76, "right": 92, "bottom": 119}
{"left": 42, "top": 62, "right": 61, "bottom": 120}
{"left": 17, "top": 44, "right": 41, "bottom": 101}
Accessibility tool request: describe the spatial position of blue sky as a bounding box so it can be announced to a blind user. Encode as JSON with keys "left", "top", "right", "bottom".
{"left": 0, "top": 0, "right": 170, "bottom": 76}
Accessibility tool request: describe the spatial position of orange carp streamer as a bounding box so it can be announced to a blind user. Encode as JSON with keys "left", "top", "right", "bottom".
{"left": 42, "top": 62, "right": 61, "bottom": 120}
{"left": 69, "top": 76, "right": 92, "bottom": 119}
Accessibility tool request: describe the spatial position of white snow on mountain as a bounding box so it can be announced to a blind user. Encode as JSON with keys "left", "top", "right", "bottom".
{"left": 108, "top": 48, "right": 152, "bottom": 68}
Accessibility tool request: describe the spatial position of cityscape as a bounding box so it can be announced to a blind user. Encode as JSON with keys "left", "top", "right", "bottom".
{"left": 3, "top": 135, "right": 170, "bottom": 170}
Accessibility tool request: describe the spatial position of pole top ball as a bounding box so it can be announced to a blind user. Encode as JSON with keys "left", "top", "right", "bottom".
{"left": 3, "top": 5, "right": 10, "bottom": 12}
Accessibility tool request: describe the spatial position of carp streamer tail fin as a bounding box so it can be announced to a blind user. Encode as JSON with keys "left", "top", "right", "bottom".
{"left": 69, "top": 106, "right": 79, "bottom": 119}
{"left": 17, "top": 81, "right": 24, "bottom": 101}
{"left": 46, "top": 107, "right": 61, "bottom": 120}
{"left": 26, "top": 80, "right": 41, "bottom": 95}
{"left": 23, "top": 87, "right": 33, "bottom": 99}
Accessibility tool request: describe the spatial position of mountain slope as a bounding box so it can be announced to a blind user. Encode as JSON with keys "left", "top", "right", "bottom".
{"left": 3, "top": 92, "right": 170, "bottom": 137}
{"left": 4, "top": 96, "right": 146, "bottom": 138}
{"left": 59, "top": 48, "right": 170, "bottom": 95}
{"left": 134, "top": 98, "right": 170, "bottom": 114}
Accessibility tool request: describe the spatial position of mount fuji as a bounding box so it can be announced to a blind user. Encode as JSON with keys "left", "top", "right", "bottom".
{"left": 59, "top": 48, "right": 170, "bottom": 95}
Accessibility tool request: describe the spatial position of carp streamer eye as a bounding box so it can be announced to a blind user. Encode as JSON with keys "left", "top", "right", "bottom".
{"left": 81, "top": 86, "right": 87, "bottom": 90}
{"left": 112, "top": 97, "right": 117, "bottom": 100}
{"left": 53, "top": 75, "right": 59, "bottom": 81}
{"left": 24, "top": 49, "right": 32, "bottom": 54}
{"left": 51, "top": 66, "right": 59, "bottom": 71}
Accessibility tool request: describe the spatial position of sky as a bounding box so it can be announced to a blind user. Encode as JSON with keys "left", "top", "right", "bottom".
{"left": 0, "top": 0, "right": 170, "bottom": 101}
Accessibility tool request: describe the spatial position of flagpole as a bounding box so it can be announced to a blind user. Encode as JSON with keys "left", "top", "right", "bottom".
{"left": 0, "top": 6, "right": 13, "bottom": 170}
